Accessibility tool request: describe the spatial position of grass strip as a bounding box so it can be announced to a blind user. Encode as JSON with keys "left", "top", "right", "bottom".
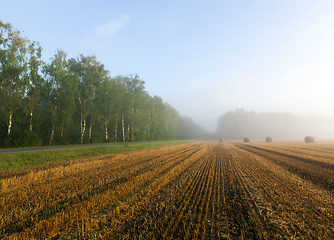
{"left": 0, "top": 140, "right": 190, "bottom": 172}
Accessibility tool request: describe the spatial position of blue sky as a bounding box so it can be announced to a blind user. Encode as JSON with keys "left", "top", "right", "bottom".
{"left": 2, "top": 0, "right": 334, "bottom": 132}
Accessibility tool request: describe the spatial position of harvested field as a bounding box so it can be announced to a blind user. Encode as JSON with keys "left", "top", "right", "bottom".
{"left": 1, "top": 141, "right": 334, "bottom": 239}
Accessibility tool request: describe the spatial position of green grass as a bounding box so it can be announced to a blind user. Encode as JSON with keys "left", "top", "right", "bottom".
{"left": 0, "top": 140, "right": 189, "bottom": 172}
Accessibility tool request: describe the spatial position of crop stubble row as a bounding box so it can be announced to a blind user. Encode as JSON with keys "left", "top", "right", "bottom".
{"left": 1, "top": 143, "right": 206, "bottom": 239}
{"left": 230, "top": 142, "right": 334, "bottom": 239}
{"left": 1, "top": 141, "right": 334, "bottom": 239}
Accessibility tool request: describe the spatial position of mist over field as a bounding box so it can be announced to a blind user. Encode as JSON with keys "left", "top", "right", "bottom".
{"left": 2, "top": 2, "right": 334, "bottom": 238}
{"left": 2, "top": 1, "right": 334, "bottom": 144}
{"left": 213, "top": 109, "right": 334, "bottom": 141}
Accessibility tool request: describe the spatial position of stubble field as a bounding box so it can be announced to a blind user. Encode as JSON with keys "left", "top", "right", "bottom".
{"left": 1, "top": 141, "right": 334, "bottom": 239}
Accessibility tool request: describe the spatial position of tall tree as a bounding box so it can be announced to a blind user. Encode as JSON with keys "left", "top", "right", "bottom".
{"left": 122, "top": 75, "right": 146, "bottom": 141}
{"left": 164, "top": 103, "right": 179, "bottom": 139}
{"left": 70, "top": 55, "right": 106, "bottom": 143}
{"left": 0, "top": 20, "right": 29, "bottom": 137}
{"left": 25, "top": 41, "right": 44, "bottom": 131}
{"left": 97, "top": 77, "right": 116, "bottom": 142}
{"left": 151, "top": 96, "right": 167, "bottom": 140}
{"left": 111, "top": 76, "right": 126, "bottom": 142}
{"left": 44, "top": 50, "right": 77, "bottom": 145}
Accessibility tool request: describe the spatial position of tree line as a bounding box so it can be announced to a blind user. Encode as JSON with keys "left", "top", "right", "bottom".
{"left": 0, "top": 20, "right": 206, "bottom": 148}
{"left": 216, "top": 108, "right": 334, "bottom": 140}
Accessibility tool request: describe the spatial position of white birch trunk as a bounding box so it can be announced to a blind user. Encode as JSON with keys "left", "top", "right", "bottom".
{"left": 61, "top": 127, "right": 64, "bottom": 138}
{"left": 7, "top": 113, "right": 12, "bottom": 136}
{"left": 115, "top": 117, "right": 118, "bottom": 141}
{"left": 105, "top": 117, "right": 108, "bottom": 142}
{"left": 89, "top": 125, "right": 92, "bottom": 142}
{"left": 131, "top": 122, "right": 134, "bottom": 141}
{"left": 79, "top": 98, "right": 82, "bottom": 137}
{"left": 81, "top": 118, "right": 86, "bottom": 144}
{"left": 30, "top": 111, "right": 33, "bottom": 131}
{"left": 7, "top": 80, "right": 13, "bottom": 136}
{"left": 146, "top": 112, "right": 150, "bottom": 137}
{"left": 49, "top": 123, "right": 55, "bottom": 146}
{"left": 79, "top": 98, "right": 86, "bottom": 144}
{"left": 49, "top": 106, "right": 57, "bottom": 146}
{"left": 122, "top": 114, "right": 125, "bottom": 142}
{"left": 127, "top": 122, "right": 129, "bottom": 142}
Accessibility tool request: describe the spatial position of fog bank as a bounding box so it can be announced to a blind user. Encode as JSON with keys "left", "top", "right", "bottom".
{"left": 215, "top": 109, "right": 334, "bottom": 141}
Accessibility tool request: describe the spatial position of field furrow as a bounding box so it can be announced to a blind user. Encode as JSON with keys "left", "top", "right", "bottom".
{"left": 2, "top": 141, "right": 334, "bottom": 239}
{"left": 233, "top": 143, "right": 334, "bottom": 192}
{"left": 229, "top": 142, "right": 334, "bottom": 239}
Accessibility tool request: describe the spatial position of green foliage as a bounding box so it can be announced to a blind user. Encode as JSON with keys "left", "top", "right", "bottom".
{"left": 4, "top": 129, "right": 42, "bottom": 148}
{"left": 0, "top": 19, "right": 207, "bottom": 148}
{"left": 0, "top": 20, "right": 30, "bottom": 137}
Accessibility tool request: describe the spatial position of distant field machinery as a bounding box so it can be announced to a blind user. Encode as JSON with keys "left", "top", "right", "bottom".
{"left": 244, "top": 137, "right": 250, "bottom": 142}
{"left": 266, "top": 137, "right": 272, "bottom": 142}
{"left": 219, "top": 138, "right": 224, "bottom": 142}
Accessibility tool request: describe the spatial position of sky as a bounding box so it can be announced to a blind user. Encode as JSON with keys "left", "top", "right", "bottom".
{"left": 1, "top": 0, "right": 334, "bottom": 132}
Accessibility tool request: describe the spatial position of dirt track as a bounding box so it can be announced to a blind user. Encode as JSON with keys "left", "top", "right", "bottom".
{"left": 0, "top": 141, "right": 167, "bottom": 154}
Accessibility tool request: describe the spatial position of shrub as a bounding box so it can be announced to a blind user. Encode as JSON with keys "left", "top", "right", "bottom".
{"left": 5, "top": 129, "right": 43, "bottom": 148}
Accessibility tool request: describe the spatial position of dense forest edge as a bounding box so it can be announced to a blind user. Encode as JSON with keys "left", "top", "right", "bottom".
{"left": 0, "top": 20, "right": 207, "bottom": 148}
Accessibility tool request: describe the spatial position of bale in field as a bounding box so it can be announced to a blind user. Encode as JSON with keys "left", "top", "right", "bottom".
{"left": 244, "top": 137, "right": 250, "bottom": 142}
{"left": 266, "top": 137, "right": 272, "bottom": 142}
{"left": 219, "top": 138, "right": 224, "bottom": 142}
{"left": 305, "top": 136, "right": 315, "bottom": 143}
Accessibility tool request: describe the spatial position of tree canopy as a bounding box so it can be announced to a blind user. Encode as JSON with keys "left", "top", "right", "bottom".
{"left": 0, "top": 20, "right": 207, "bottom": 147}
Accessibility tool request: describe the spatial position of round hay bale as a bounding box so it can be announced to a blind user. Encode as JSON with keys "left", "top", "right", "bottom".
{"left": 219, "top": 138, "right": 224, "bottom": 142}
{"left": 244, "top": 137, "right": 250, "bottom": 142}
{"left": 305, "top": 136, "right": 315, "bottom": 143}
{"left": 266, "top": 137, "right": 272, "bottom": 142}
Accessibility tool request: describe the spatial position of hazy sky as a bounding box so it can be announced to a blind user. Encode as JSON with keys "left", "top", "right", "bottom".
{"left": 2, "top": 0, "right": 334, "bottom": 132}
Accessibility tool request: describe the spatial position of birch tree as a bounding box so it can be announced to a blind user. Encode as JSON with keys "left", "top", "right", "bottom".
{"left": 44, "top": 50, "right": 76, "bottom": 145}
{"left": 70, "top": 55, "right": 106, "bottom": 143}
{"left": 111, "top": 76, "right": 126, "bottom": 142}
{"left": 164, "top": 103, "right": 179, "bottom": 139}
{"left": 25, "top": 41, "right": 44, "bottom": 131}
{"left": 0, "top": 20, "right": 29, "bottom": 137}
{"left": 97, "top": 77, "right": 115, "bottom": 142}
{"left": 123, "top": 75, "right": 145, "bottom": 141}
{"left": 149, "top": 96, "right": 166, "bottom": 140}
